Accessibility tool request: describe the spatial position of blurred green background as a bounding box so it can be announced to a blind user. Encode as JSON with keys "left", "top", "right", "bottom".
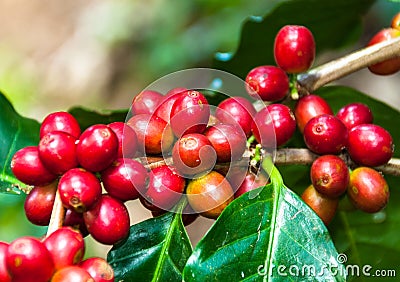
{"left": 0, "top": 0, "right": 398, "bottom": 257}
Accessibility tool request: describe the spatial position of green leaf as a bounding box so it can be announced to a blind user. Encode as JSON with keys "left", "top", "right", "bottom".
{"left": 0, "top": 92, "right": 40, "bottom": 193}
{"left": 213, "top": 0, "right": 375, "bottom": 79}
{"left": 107, "top": 206, "right": 192, "bottom": 281}
{"left": 68, "top": 106, "right": 128, "bottom": 130}
{"left": 183, "top": 166, "right": 345, "bottom": 281}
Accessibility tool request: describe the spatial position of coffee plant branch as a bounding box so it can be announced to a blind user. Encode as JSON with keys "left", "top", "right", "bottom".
{"left": 45, "top": 35, "right": 400, "bottom": 235}
{"left": 296, "top": 36, "right": 400, "bottom": 95}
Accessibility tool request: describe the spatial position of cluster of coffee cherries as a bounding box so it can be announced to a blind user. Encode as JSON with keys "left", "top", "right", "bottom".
{"left": 128, "top": 86, "right": 268, "bottom": 220}
{"left": 0, "top": 227, "right": 114, "bottom": 282}
{"left": 298, "top": 96, "right": 392, "bottom": 225}
{"left": 11, "top": 112, "right": 131, "bottom": 245}
{"left": 244, "top": 24, "right": 394, "bottom": 225}
{"left": 366, "top": 12, "right": 400, "bottom": 75}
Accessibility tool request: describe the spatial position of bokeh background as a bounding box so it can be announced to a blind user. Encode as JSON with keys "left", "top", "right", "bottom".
{"left": 0, "top": 0, "right": 398, "bottom": 257}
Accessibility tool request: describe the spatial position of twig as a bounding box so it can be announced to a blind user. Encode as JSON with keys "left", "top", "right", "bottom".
{"left": 296, "top": 37, "right": 400, "bottom": 95}
{"left": 46, "top": 190, "right": 65, "bottom": 237}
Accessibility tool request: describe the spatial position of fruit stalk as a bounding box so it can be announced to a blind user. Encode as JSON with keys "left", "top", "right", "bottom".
{"left": 46, "top": 190, "right": 65, "bottom": 237}
{"left": 297, "top": 37, "right": 400, "bottom": 94}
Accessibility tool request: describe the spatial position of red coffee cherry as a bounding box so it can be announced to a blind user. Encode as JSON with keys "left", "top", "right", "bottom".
{"left": 215, "top": 96, "right": 256, "bottom": 137}
{"left": 252, "top": 104, "right": 296, "bottom": 147}
{"left": 232, "top": 170, "right": 269, "bottom": 198}
{"left": 143, "top": 165, "right": 186, "bottom": 210}
{"left": 347, "top": 124, "right": 393, "bottom": 167}
{"left": 294, "top": 94, "right": 333, "bottom": 133}
{"left": 108, "top": 122, "right": 138, "bottom": 158}
{"left": 154, "top": 88, "right": 187, "bottom": 123}
{"left": 245, "top": 65, "right": 289, "bottom": 101}
{"left": 40, "top": 111, "right": 81, "bottom": 139}
{"left": 347, "top": 167, "right": 389, "bottom": 213}
{"left": 274, "top": 25, "right": 316, "bottom": 73}
{"left": 131, "top": 90, "right": 163, "bottom": 115}
{"left": 0, "top": 242, "right": 11, "bottom": 282}
{"left": 127, "top": 114, "right": 175, "bottom": 155}
{"left": 58, "top": 168, "right": 102, "bottom": 213}
{"left": 172, "top": 133, "right": 217, "bottom": 176}
{"left": 101, "top": 158, "right": 148, "bottom": 202}
{"left": 336, "top": 103, "right": 373, "bottom": 130}
{"left": 24, "top": 182, "right": 57, "bottom": 226}
{"left": 39, "top": 131, "right": 78, "bottom": 175}
{"left": 170, "top": 90, "right": 210, "bottom": 136}
{"left": 51, "top": 266, "right": 94, "bottom": 282}
{"left": 44, "top": 227, "right": 85, "bottom": 270}
{"left": 186, "top": 171, "right": 234, "bottom": 219}
{"left": 303, "top": 114, "right": 348, "bottom": 155}
{"left": 301, "top": 185, "right": 338, "bottom": 225}
{"left": 367, "top": 28, "right": 400, "bottom": 75}
{"left": 204, "top": 123, "right": 246, "bottom": 163}
{"left": 310, "top": 155, "right": 349, "bottom": 198}
{"left": 6, "top": 237, "right": 55, "bottom": 282}
{"left": 76, "top": 124, "right": 118, "bottom": 172}
{"left": 83, "top": 195, "right": 130, "bottom": 245}
{"left": 63, "top": 209, "right": 89, "bottom": 237}
{"left": 80, "top": 257, "right": 114, "bottom": 282}
{"left": 11, "top": 146, "right": 57, "bottom": 186}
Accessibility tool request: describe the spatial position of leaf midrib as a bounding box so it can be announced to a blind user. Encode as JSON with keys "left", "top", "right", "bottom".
{"left": 151, "top": 201, "right": 189, "bottom": 282}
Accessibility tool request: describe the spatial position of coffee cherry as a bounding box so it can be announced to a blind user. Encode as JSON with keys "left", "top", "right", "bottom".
{"left": 24, "top": 182, "right": 57, "bottom": 226}
{"left": 172, "top": 133, "right": 217, "bottom": 176}
{"left": 40, "top": 111, "right": 81, "bottom": 139}
{"left": 347, "top": 167, "right": 389, "bottom": 213}
{"left": 11, "top": 146, "right": 57, "bottom": 186}
{"left": 51, "top": 266, "right": 94, "bottom": 282}
{"left": 274, "top": 25, "right": 316, "bottom": 73}
{"left": 233, "top": 171, "right": 269, "bottom": 198}
{"left": 80, "top": 257, "right": 114, "bottom": 282}
{"left": 252, "top": 104, "right": 296, "bottom": 147}
{"left": 131, "top": 90, "right": 163, "bottom": 115}
{"left": 336, "top": 103, "right": 373, "bottom": 130}
{"left": 347, "top": 124, "right": 393, "bottom": 167}
{"left": 245, "top": 65, "right": 289, "bottom": 101}
{"left": 154, "top": 88, "right": 187, "bottom": 123}
{"left": 143, "top": 165, "right": 186, "bottom": 210}
{"left": 127, "top": 114, "right": 175, "bottom": 155}
{"left": 310, "top": 155, "right": 349, "bottom": 198}
{"left": 108, "top": 122, "right": 138, "bottom": 158}
{"left": 58, "top": 168, "right": 102, "bottom": 213}
{"left": 391, "top": 12, "right": 400, "bottom": 30}
{"left": 294, "top": 94, "right": 333, "bottom": 133}
{"left": 84, "top": 195, "right": 130, "bottom": 245}
{"left": 101, "top": 158, "right": 148, "bottom": 202}
{"left": 301, "top": 185, "right": 338, "bottom": 225}
{"left": 63, "top": 209, "right": 89, "bottom": 237}
{"left": 186, "top": 171, "right": 234, "bottom": 219}
{"left": 0, "top": 242, "right": 11, "bottom": 282}
{"left": 204, "top": 123, "right": 246, "bottom": 163}
{"left": 170, "top": 90, "right": 210, "bottom": 136}
{"left": 39, "top": 131, "right": 78, "bottom": 175}
{"left": 367, "top": 28, "right": 400, "bottom": 75}
{"left": 44, "top": 227, "right": 85, "bottom": 270}
{"left": 303, "top": 114, "right": 348, "bottom": 154}
{"left": 76, "top": 124, "right": 118, "bottom": 172}
{"left": 215, "top": 96, "right": 256, "bottom": 137}
{"left": 6, "top": 237, "right": 54, "bottom": 282}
